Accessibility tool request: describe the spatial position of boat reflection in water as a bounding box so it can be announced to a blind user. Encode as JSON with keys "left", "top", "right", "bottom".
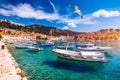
{"left": 28, "top": 46, "right": 43, "bottom": 51}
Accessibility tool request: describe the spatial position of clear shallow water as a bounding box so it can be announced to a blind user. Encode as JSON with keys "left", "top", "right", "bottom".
{"left": 10, "top": 41, "right": 120, "bottom": 80}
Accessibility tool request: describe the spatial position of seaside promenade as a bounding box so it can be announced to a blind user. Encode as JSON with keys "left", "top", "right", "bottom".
{"left": 0, "top": 41, "right": 27, "bottom": 80}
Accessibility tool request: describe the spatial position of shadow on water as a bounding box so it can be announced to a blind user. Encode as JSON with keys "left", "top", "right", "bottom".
{"left": 43, "top": 58, "right": 98, "bottom": 73}
{"left": 25, "top": 49, "right": 44, "bottom": 54}
{"left": 26, "top": 50, "right": 40, "bottom": 53}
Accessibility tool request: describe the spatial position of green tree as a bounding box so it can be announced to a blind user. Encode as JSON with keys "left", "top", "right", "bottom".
{"left": 0, "top": 34, "right": 2, "bottom": 40}
{"left": 36, "top": 36, "right": 41, "bottom": 40}
{"left": 8, "top": 30, "right": 11, "bottom": 34}
{"left": 0, "top": 30, "right": 2, "bottom": 32}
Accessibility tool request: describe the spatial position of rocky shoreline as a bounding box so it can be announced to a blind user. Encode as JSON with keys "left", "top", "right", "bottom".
{"left": 0, "top": 41, "right": 27, "bottom": 80}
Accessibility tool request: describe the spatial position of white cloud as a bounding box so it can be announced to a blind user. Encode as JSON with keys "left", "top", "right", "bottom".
{"left": 0, "top": 3, "right": 59, "bottom": 21}
{"left": 0, "top": 3, "right": 96, "bottom": 29}
{"left": 63, "top": 26, "right": 69, "bottom": 29}
{"left": 48, "top": 0, "right": 57, "bottom": 13}
{"left": 68, "top": 22, "right": 76, "bottom": 28}
{"left": 58, "top": 15, "right": 95, "bottom": 28}
{"left": 92, "top": 9, "right": 120, "bottom": 18}
{"left": 0, "top": 9, "right": 12, "bottom": 16}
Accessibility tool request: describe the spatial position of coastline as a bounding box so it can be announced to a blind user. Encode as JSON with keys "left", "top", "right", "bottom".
{"left": 0, "top": 41, "right": 27, "bottom": 80}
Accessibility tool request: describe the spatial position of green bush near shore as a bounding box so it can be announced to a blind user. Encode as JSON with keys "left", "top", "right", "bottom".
{"left": 0, "top": 34, "right": 2, "bottom": 40}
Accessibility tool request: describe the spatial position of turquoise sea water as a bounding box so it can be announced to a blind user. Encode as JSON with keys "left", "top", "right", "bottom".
{"left": 10, "top": 41, "right": 120, "bottom": 80}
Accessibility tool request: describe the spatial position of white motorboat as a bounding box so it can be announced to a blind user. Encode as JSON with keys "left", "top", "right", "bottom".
{"left": 76, "top": 42, "right": 111, "bottom": 52}
{"left": 56, "top": 41, "right": 74, "bottom": 49}
{"left": 36, "top": 40, "right": 53, "bottom": 47}
{"left": 15, "top": 45, "right": 30, "bottom": 49}
{"left": 52, "top": 49, "right": 108, "bottom": 62}
{"left": 57, "top": 45, "right": 74, "bottom": 49}
{"left": 15, "top": 41, "right": 33, "bottom": 49}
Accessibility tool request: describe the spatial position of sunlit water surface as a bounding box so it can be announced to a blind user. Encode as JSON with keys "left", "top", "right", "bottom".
{"left": 10, "top": 41, "right": 120, "bottom": 80}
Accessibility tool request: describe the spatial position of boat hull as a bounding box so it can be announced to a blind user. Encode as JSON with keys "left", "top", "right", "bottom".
{"left": 52, "top": 49, "right": 108, "bottom": 62}
{"left": 40, "top": 44, "right": 52, "bottom": 47}
{"left": 76, "top": 48, "right": 105, "bottom": 52}
{"left": 57, "top": 46, "right": 74, "bottom": 49}
{"left": 29, "top": 47, "right": 41, "bottom": 51}
{"left": 15, "top": 46, "right": 29, "bottom": 49}
{"left": 57, "top": 53, "right": 107, "bottom": 62}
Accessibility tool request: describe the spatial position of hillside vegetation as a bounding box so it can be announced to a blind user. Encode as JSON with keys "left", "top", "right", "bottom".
{"left": 0, "top": 20, "right": 79, "bottom": 36}
{"left": 0, "top": 20, "right": 120, "bottom": 41}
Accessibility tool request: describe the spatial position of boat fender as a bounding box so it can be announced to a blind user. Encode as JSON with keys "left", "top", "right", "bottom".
{"left": 82, "top": 56, "right": 87, "bottom": 59}
{"left": 71, "top": 56, "right": 75, "bottom": 59}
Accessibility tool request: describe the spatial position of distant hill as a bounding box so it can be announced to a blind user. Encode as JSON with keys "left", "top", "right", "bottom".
{"left": 27, "top": 24, "right": 80, "bottom": 36}
{"left": 0, "top": 20, "right": 79, "bottom": 36}
{"left": 0, "top": 19, "right": 120, "bottom": 41}
{"left": 76, "top": 29, "right": 120, "bottom": 41}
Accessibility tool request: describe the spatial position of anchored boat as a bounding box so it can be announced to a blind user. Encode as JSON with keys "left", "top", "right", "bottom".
{"left": 76, "top": 42, "right": 111, "bottom": 52}
{"left": 52, "top": 49, "right": 108, "bottom": 62}
{"left": 14, "top": 40, "right": 33, "bottom": 49}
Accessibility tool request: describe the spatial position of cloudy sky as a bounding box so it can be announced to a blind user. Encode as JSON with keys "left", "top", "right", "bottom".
{"left": 0, "top": 0, "right": 120, "bottom": 32}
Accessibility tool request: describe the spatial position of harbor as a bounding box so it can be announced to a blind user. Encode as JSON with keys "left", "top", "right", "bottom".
{"left": 0, "top": 0, "right": 120, "bottom": 79}
{"left": 0, "top": 33, "right": 119, "bottom": 80}
{"left": 4, "top": 39, "right": 120, "bottom": 80}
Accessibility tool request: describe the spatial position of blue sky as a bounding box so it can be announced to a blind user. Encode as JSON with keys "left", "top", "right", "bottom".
{"left": 0, "top": 0, "right": 120, "bottom": 32}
